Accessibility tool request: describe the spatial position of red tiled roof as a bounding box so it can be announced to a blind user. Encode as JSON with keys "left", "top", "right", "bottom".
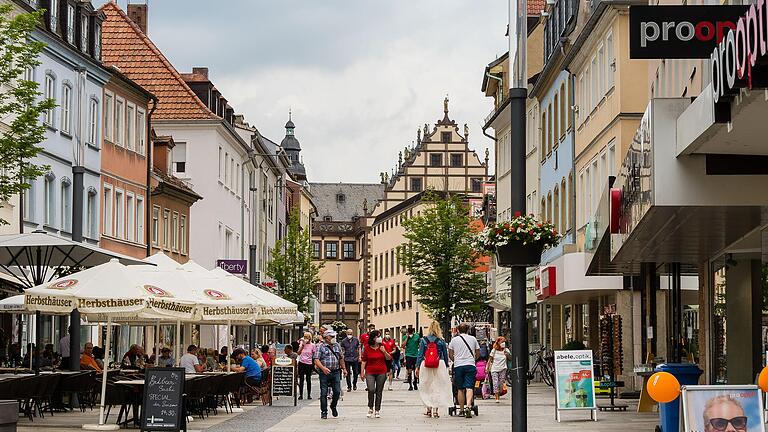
{"left": 99, "top": 2, "right": 216, "bottom": 121}
{"left": 528, "top": 0, "right": 545, "bottom": 16}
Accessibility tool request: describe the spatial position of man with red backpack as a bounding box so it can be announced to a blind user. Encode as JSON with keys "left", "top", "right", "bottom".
{"left": 414, "top": 321, "right": 452, "bottom": 418}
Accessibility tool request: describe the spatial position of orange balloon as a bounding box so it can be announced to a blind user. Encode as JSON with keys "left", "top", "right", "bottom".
{"left": 758, "top": 367, "right": 768, "bottom": 392}
{"left": 647, "top": 372, "right": 681, "bottom": 403}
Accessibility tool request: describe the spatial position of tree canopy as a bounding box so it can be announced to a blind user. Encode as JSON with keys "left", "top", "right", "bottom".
{"left": 0, "top": 5, "right": 55, "bottom": 225}
{"left": 402, "top": 191, "right": 487, "bottom": 336}
{"left": 267, "top": 211, "right": 324, "bottom": 313}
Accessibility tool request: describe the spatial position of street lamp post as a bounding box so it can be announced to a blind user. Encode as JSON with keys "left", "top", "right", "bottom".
{"left": 509, "top": 0, "right": 528, "bottom": 430}
{"left": 335, "top": 263, "right": 341, "bottom": 322}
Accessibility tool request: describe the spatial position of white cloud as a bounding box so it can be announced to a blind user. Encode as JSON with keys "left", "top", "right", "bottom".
{"left": 114, "top": 0, "right": 509, "bottom": 182}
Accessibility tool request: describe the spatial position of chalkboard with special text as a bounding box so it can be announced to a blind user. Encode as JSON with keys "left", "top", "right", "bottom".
{"left": 141, "top": 367, "right": 185, "bottom": 431}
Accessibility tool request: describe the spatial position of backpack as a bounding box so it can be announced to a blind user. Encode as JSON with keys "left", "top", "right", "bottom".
{"left": 424, "top": 340, "right": 440, "bottom": 368}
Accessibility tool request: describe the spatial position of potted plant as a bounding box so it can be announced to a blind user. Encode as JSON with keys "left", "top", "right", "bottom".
{"left": 475, "top": 212, "right": 561, "bottom": 267}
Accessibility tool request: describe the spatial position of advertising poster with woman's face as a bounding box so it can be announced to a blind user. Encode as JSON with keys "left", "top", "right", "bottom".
{"left": 682, "top": 386, "right": 765, "bottom": 432}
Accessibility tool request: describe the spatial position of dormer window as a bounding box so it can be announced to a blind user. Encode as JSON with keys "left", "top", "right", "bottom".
{"left": 80, "top": 15, "right": 88, "bottom": 53}
{"left": 49, "top": 0, "right": 59, "bottom": 33}
{"left": 66, "top": 4, "right": 75, "bottom": 44}
{"left": 336, "top": 193, "right": 346, "bottom": 204}
{"left": 323, "top": 216, "right": 332, "bottom": 222}
{"left": 93, "top": 22, "right": 101, "bottom": 59}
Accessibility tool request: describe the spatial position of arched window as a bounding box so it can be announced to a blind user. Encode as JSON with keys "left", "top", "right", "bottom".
{"left": 568, "top": 173, "right": 575, "bottom": 231}
{"left": 541, "top": 197, "right": 546, "bottom": 220}
{"left": 560, "top": 82, "right": 567, "bottom": 137}
{"left": 540, "top": 111, "right": 546, "bottom": 162}
{"left": 561, "top": 178, "right": 567, "bottom": 232}
{"left": 547, "top": 104, "right": 553, "bottom": 154}
{"left": 553, "top": 186, "right": 560, "bottom": 232}
{"left": 547, "top": 192, "right": 552, "bottom": 223}
{"left": 553, "top": 94, "right": 559, "bottom": 146}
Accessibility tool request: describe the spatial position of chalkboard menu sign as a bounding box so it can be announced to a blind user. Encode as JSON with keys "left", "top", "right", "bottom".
{"left": 141, "top": 367, "right": 185, "bottom": 431}
{"left": 271, "top": 364, "right": 296, "bottom": 406}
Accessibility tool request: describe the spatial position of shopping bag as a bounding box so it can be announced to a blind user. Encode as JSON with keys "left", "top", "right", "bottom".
{"left": 500, "top": 383, "right": 508, "bottom": 397}
{"left": 481, "top": 379, "right": 491, "bottom": 399}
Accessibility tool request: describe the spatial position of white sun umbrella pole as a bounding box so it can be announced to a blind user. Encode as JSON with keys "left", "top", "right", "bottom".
{"left": 175, "top": 320, "right": 181, "bottom": 367}
{"left": 83, "top": 315, "right": 117, "bottom": 431}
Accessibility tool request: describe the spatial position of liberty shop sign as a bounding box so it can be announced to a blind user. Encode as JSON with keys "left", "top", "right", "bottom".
{"left": 216, "top": 259, "right": 247, "bottom": 274}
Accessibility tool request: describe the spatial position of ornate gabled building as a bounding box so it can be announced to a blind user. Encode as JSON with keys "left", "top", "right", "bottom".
{"left": 368, "top": 99, "right": 491, "bottom": 339}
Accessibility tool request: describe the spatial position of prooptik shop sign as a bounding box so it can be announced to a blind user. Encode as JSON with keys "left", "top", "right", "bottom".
{"left": 630, "top": 6, "right": 748, "bottom": 59}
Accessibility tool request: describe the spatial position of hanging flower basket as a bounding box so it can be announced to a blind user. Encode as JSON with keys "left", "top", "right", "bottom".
{"left": 496, "top": 241, "right": 545, "bottom": 267}
{"left": 474, "top": 213, "right": 560, "bottom": 267}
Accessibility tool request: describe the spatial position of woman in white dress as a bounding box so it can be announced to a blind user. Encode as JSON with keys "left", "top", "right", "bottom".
{"left": 415, "top": 321, "right": 453, "bottom": 418}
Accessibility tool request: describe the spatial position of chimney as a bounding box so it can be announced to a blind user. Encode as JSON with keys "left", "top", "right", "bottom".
{"left": 192, "top": 67, "right": 209, "bottom": 79}
{"left": 127, "top": 3, "right": 148, "bottom": 35}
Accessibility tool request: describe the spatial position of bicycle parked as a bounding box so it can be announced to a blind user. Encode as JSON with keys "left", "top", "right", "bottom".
{"left": 525, "top": 346, "right": 554, "bottom": 387}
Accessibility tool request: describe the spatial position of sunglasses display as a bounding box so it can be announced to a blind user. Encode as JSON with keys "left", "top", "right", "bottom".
{"left": 708, "top": 416, "right": 747, "bottom": 431}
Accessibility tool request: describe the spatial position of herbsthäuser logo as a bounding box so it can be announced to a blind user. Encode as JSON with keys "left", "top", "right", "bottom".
{"left": 204, "top": 289, "right": 229, "bottom": 300}
{"left": 49, "top": 279, "right": 78, "bottom": 290}
{"left": 144, "top": 285, "right": 173, "bottom": 298}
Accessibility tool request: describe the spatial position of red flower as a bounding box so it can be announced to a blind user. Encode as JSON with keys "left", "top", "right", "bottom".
{"left": 514, "top": 211, "right": 522, "bottom": 217}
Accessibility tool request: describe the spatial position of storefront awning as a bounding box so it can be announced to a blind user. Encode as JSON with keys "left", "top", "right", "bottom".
{"left": 587, "top": 98, "right": 768, "bottom": 275}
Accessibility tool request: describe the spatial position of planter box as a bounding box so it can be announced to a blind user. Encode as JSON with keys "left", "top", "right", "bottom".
{"left": 496, "top": 242, "right": 544, "bottom": 267}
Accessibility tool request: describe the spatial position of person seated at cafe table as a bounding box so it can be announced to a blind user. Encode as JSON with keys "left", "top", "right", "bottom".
{"left": 121, "top": 344, "right": 146, "bottom": 370}
{"left": 156, "top": 347, "right": 174, "bottom": 368}
{"left": 205, "top": 348, "right": 221, "bottom": 371}
{"left": 80, "top": 342, "right": 102, "bottom": 372}
{"left": 232, "top": 348, "right": 262, "bottom": 386}
{"left": 180, "top": 345, "right": 206, "bottom": 374}
{"left": 218, "top": 346, "right": 229, "bottom": 364}
{"left": 251, "top": 349, "right": 268, "bottom": 370}
{"left": 40, "top": 343, "right": 58, "bottom": 368}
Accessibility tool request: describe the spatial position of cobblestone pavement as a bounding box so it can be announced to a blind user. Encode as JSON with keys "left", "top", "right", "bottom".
{"left": 211, "top": 377, "right": 662, "bottom": 431}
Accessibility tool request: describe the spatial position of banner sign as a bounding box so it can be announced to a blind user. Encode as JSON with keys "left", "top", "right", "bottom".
{"left": 216, "top": 259, "right": 247, "bottom": 274}
{"left": 629, "top": 6, "right": 748, "bottom": 59}
{"left": 554, "top": 350, "right": 596, "bottom": 410}
{"left": 681, "top": 385, "right": 765, "bottom": 432}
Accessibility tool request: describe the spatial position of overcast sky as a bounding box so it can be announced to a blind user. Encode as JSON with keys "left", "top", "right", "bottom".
{"left": 105, "top": 1, "right": 509, "bottom": 183}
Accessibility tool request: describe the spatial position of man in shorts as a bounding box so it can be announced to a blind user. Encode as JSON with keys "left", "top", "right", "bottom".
{"left": 448, "top": 323, "right": 480, "bottom": 418}
{"left": 401, "top": 326, "right": 421, "bottom": 391}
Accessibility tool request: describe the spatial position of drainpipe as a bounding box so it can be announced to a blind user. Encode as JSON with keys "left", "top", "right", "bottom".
{"left": 145, "top": 97, "right": 158, "bottom": 256}
{"left": 485, "top": 72, "right": 503, "bottom": 106}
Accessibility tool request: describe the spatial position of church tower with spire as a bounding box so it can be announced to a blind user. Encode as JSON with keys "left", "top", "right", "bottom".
{"left": 280, "top": 111, "right": 307, "bottom": 181}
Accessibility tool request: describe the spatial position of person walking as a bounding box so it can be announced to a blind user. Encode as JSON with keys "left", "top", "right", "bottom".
{"left": 401, "top": 326, "right": 420, "bottom": 391}
{"left": 297, "top": 332, "right": 315, "bottom": 400}
{"left": 448, "top": 323, "right": 480, "bottom": 418}
{"left": 415, "top": 321, "right": 452, "bottom": 418}
{"left": 382, "top": 331, "right": 397, "bottom": 391}
{"left": 313, "top": 329, "right": 346, "bottom": 419}
{"left": 341, "top": 329, "right": 360, "bottom": 392}
{"left": 360, "top": 323, "right": 375, "bottom": 390}
{"left": 360, "top": 329, "right": 391, "bottom": 418}
{"left": 488, "top": 336, "right": 513, "bottom": 403}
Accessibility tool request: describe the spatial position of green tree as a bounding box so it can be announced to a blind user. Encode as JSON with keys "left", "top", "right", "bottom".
{"left": 267, "top": 211, "right": 324, "bottom": 313}
{"left": 0, "top": 5, "right": 55, "bottom": 225}
{"left": 402, "top": 191, "right": 487, "bottom": 338}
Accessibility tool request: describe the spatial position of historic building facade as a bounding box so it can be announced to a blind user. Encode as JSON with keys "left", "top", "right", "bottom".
{"left": 311, "top": 183, "right": 384, "bottom": 332}
{"left": 368, "top": 101, "right": 490, "bottom": 339}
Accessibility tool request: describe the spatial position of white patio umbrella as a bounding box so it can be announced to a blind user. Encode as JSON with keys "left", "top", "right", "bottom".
{"left": 209, "top": 267, "right": 299, "bottom": 323}
{"left": 24, "top": 259, "right": 197, "bottom": 430}
{"left": 132, "top": 262, "right": 263, "bottom": 371}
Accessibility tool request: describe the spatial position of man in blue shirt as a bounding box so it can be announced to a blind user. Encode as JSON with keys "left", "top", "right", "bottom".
{"left": 232, "top": 348, "right": 262, "bottom": 386}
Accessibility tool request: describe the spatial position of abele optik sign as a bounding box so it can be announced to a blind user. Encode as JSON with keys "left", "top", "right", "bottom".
{"left": 630, "top": 5, "right": 768, "bottom": 104}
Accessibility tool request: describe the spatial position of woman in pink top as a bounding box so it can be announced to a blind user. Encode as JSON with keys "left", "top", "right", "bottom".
{"left": 297, "top": 332, "right": 316, "bottom": 399}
